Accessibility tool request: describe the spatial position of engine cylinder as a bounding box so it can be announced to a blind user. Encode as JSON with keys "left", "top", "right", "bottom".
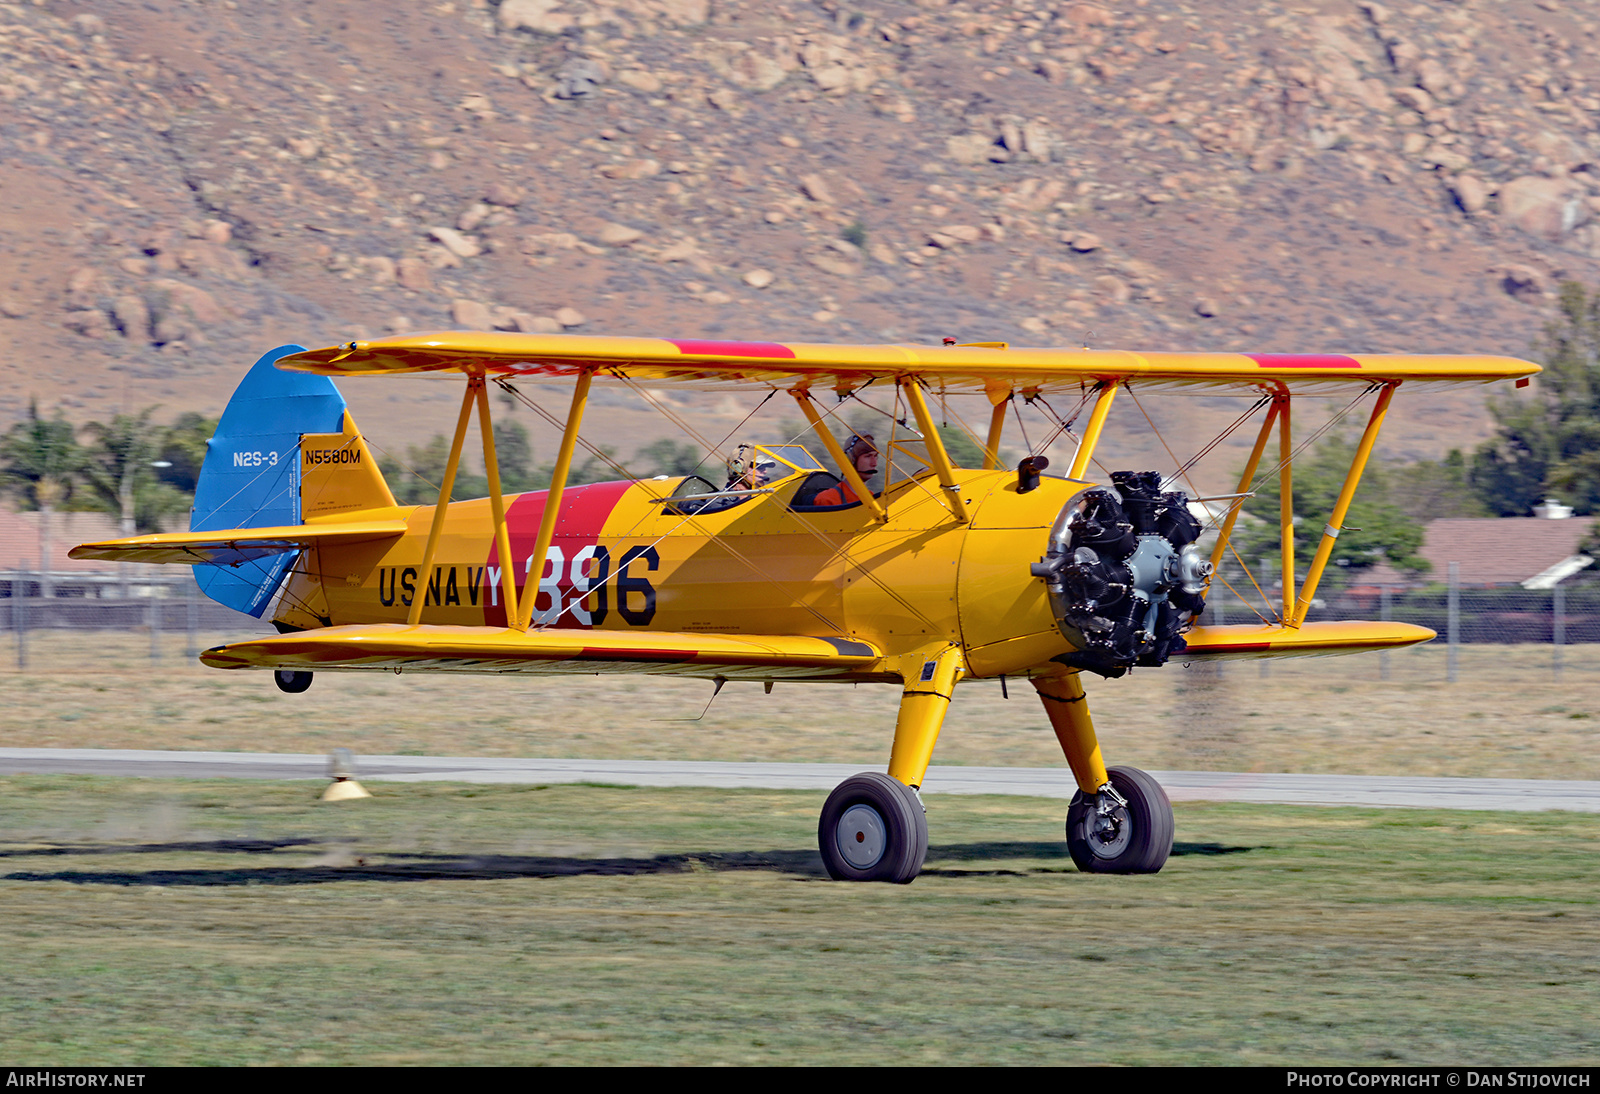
{"left": 1034, "top": 472, "right": 1212, "bottom": 677}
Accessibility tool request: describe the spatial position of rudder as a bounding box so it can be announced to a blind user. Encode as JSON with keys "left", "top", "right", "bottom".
{"left": 191, "top": 345, "right": 351, "bottom": 617}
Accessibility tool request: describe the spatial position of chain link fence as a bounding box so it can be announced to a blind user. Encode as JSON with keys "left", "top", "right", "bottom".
{"left": 1199, "top": 565, "right": 1600, "bottom": 683}
{"left": 1, "top": 569, "right": 265, "bottom": 666}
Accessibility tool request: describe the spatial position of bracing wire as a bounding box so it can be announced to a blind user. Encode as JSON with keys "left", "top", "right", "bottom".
{"left": 505, "top": 378, "right": 947, "bottom": 634}
{"left": 494, "top": 382, "right": 853, "bottom": 634}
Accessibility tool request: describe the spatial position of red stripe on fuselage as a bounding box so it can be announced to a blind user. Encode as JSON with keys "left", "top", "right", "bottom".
{"left": 480, "top": 478, "right": 633, "bottom": 627}
{"left": 668, "top": 339, "right": 797, "bottom": 359}
{"left": 1247, "top": 353, "right": 1361, "bottom": 369}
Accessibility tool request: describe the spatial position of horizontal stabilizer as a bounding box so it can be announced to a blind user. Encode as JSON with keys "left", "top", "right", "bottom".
{"left": 68, "top": 519, "right": 409, "bottom": 566}
{"left": 1181, "top": 620, "right": 1435, "bottom": 661}
{"left": 200, "top": 624, "right": 883, "bottom": 680}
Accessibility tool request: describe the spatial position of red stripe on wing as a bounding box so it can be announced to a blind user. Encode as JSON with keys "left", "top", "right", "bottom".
{"left": 667, "top": 339, "right": 797, "bottom": 359}
{"left": 1247, "top": 354, "right": 1361, "bottom": 369}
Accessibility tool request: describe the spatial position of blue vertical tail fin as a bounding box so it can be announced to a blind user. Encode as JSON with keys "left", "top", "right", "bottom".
{"left": 191, "top": 345, "right": 348, "bottom": 618}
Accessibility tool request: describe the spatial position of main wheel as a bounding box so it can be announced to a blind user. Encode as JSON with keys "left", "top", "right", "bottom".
{"left": 1066, "top": 765, "right": 1173, "bottom": 874}
{"left": 274, "top": 669, "right": 313, "bottom": 694}
{"left": 818, "top": 772, "right": 929, "bottom": 883}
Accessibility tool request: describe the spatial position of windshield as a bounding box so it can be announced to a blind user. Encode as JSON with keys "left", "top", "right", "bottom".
{"left": 756, "top": 445, "right": 824, "bottom": 473}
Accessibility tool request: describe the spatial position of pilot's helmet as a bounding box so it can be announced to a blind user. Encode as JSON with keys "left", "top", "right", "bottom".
{"left": 844, "top": 433, "right": 877, "bottom": 459}
{"left": 728, "top": 445, "right": 777, "bottom": 487}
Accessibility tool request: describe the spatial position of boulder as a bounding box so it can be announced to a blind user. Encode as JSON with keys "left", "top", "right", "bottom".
{"left": 946, "top": 133, "right": 994, "bottom": 165}
{"left": 396, "top": 256, "right": 434, "bottom": 293}
{"left": 599, "top": 158, "right": 660, "bottom": 180}
{"left": 1492, "top": 264, "right": 1548, "bottom": 302}
{"left": 110, "top": 294, "right": 151, "bottom": 340}
{"left": 798, "top": 174, "right": 835, "bottom": 204}
{"left": 498, "top": 0, "right": 572, "bottom": 34}
{"left": 555, "top": 59, "right": 605, "bottom": 100}
{"left": 515, "top": 315, "right": 563, "bottom": 334}
{"left": 428, "top": 227, "right": 482, "bottom": 258}
{"left": 451, "top": 299, "right": 494, "bottom": 331}
{"left": 362, "top": 256, "right": 398, "bottom": 286}
{"left": 618, "top": 70, "right": 663, "bottom": 94}
{"left": 1093, "top": 275, "right": 1131, "bottom": 305}
{"left": 657, "top": 0, "right": 709, "bottom": 25}
{"left": 457, "top": 203, "right": 493, "bottom": 232}
{"left": 1448, "top": 175, "right": 1488, "bottom": 214}
{"left": 63, "top": 309, "right": 110, "bottom": 339}
{"left": 598, "top": 222, "right": 645, "bottom": 246}
{"left": 1498, "top": 176, "right": 1589, "bottom": 241}
{"left": 483, "top": 181, "right": 525, "bottom": 208}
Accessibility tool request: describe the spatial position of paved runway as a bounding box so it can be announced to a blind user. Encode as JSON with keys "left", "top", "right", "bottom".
{"left": 2, "top": 748, "right": 1598, "bottom": 812}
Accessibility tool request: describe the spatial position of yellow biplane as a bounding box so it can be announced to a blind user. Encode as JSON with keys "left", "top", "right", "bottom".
{"left": 71, "top": 334, "right": 1538, "bottom": 882}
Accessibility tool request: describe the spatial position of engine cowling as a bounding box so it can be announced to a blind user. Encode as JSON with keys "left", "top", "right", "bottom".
{"left": 1030, "top": 470, "right": 1212, "bottom": 677}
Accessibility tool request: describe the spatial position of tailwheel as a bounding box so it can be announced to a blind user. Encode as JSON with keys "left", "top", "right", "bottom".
{"left": 1066, "top": 765, "right": 1173, "bottom": 874}
{"left": 274, "top": 669, "right": 313, "bottom": 694}
{"left": 818, "top": 772, "right": 929, "bottom": 883}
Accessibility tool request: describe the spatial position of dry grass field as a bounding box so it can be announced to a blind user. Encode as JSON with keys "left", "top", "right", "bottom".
{"left": 1, "top": 777, "right": 1596, "bottom": 1066}
{"left": 4, "top": 634, "right": 1598, "bottom": 1065}
{"left": 1, "top": 631, "right": 1596, "bottom": 780}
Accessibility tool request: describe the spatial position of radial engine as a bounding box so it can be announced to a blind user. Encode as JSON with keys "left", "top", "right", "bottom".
{"left": 1031, "top": 470, "right": 1213, "bottom": 677}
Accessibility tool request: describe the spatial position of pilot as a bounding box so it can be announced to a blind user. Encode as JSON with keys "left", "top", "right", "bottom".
{"left": 726, "top": 447, "right": 776, "bottom": 491}
{"left": 814, "top": 432, "right": 879, "bottom": 506}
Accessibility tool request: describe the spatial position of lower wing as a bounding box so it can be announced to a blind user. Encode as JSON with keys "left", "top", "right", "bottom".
{"left": 201, "top": 624, "right": 883, "bottom": 681}
{"left": 1180, "top": 620, "right": 1434, "bottom": 660}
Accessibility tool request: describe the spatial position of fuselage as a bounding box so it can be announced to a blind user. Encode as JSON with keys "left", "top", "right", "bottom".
{"left": 277, "top": 466, "right": 1087, "bottom": 678}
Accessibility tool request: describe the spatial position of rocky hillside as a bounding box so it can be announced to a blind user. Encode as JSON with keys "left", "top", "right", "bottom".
{"left": 2, "top": 0, "right": 1597, "bottom": 486}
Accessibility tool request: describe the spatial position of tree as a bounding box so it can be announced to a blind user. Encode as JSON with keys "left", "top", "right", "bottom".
{"left": 1470, "top": 281, "right": 1600, "bottom": 515}
{"left": 635, "top": 438, "right": 705, "bottom": 478}
{"left": 1385, "top": 449, "right": 1488, "bottom": 522}
{"left": 937, "top": 424, "right": 986, "bottom": 468}
{"left": 376, "top": 421, "right": 608, "bottom": 504}
{"left": 80, "top": 409, "right": 189, "bottom": 535}
{"left": 1233, "top": 431, "right": 1430, "bottom": 581}
{"left": 0, "top": 401, "right": 86, "bottom": 589}
{"left": 155, "top": 411, "right": 218, "bottom": 494}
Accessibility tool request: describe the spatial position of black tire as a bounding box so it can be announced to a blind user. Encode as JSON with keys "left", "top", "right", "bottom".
{"left": 1065, "top": 765, "right": 1173, "bottom": 874}
{"left": 817, "top": 772, "right": 929, "bottom": 883}
{"left": 274, "top": 669, "right": 313, "bottom": 694}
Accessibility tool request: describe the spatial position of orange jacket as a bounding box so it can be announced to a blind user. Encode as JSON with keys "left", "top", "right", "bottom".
{"left": 813, "top": 479, "right": 860, "bottom": 507}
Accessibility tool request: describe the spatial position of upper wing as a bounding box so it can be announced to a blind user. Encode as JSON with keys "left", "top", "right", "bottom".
{"left": 201, "top": 624, "right": 884, "bottom": 681}
{"left": 276, "top": 332, "right": 1540, "bottom": 395}
{"left": 1180, "top": 620, "right": 1435, "bottom": 660}
{"left": 68, "top": 518, "right": 409, "bottom": 566}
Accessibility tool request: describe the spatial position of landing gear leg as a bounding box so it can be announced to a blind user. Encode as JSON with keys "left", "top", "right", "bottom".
{"left": 1033, "top": 672, "right": 1173, "bottom": 874}
{"left": 817, "top": 647, "right": 962, "bottom": 882}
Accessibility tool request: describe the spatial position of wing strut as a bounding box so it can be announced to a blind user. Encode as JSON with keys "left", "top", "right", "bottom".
{"left": 1291, "top": 381, "right": 1398, "bottom": 627}
{"left": 899, "top": 378, "right": 969, "bottom": 523}
{"left": 408, "top": 376, "right": 480, "bottom": 627}
{"left": 981, "top": 383, "right": 1011, "bottom": 470}
{"left": 1277, "top": 392, "right": 1295, "bottom": 624}
{"left": 475, "top": 375, "right": 524, "bottom": 627}
{"left": 1067, "top": 381, "right": 1118, "bottom": 479}
{"left": 790, "top": 387, "right": 888, "bottom": 523}
{"left": 1207, "top": 398, "right": 1281, "bottom": 581}
{"left": 515, "top": 367, "right": 594, "bottom": 630}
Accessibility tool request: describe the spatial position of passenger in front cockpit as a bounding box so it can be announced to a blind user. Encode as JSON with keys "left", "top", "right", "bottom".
{"left": 813, "top": 432, "right": 879, "bottom": 507}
